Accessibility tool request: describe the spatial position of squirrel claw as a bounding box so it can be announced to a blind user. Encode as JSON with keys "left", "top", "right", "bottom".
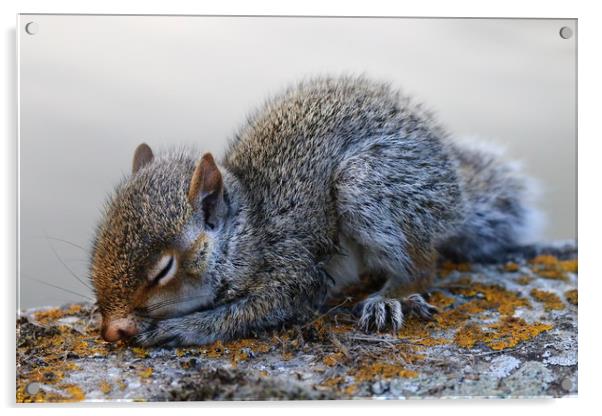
{"left": 355, "top": 295, "right": 403, "bottom": 333}
{"left": 354, "top": 292, "right": 438, "bottom": 334}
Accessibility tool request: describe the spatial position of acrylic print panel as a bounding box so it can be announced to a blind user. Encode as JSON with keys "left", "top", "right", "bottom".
{"left": 17, "top": 15, "right": 577, "bottom": 402}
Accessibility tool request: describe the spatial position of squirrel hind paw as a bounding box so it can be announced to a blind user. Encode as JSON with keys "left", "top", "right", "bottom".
{"left": 354, "top": 295, "right": 403, "bottom": 333}
{"left": 401, "top": 293, "right": 439, "bottom": 320}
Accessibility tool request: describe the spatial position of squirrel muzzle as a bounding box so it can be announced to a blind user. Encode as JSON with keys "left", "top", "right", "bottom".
{"left": 101, "top": 316, "right": 139, "bottom": 342}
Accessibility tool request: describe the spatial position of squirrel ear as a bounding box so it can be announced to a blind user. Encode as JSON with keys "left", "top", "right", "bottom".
{"left": 132, "top": 143, "right": 154, "bottom": 174}
{"left": 188, "top": 153, "right": 225, "bottom": 230}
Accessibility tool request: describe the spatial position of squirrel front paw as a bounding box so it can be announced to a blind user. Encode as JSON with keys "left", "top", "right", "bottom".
{"left": 401, "top": 293, "right": 439, "bottom": 320}
{"left": 130, "top": 318, "right": 179, "bottom": 347}
{"left": 132, "top": 316, "right": 216, "bottom": 347}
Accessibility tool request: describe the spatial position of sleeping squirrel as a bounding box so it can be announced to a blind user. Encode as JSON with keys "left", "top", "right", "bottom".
{"left": 90, "top": 76, "right": 542, "bottom": 346}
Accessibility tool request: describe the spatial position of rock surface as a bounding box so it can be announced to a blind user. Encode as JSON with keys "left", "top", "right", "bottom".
{"left": 16, "top": 243, "right": 578, "bottom": 402}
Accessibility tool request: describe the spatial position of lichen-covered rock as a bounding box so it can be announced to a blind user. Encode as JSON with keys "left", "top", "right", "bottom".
{"left": 16, "top": 242, "right": 577, "bottom": 402}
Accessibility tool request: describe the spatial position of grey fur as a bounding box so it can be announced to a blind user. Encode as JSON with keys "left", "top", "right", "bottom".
{"left": 90, "top": 76, "right": 542, "bottom": 346}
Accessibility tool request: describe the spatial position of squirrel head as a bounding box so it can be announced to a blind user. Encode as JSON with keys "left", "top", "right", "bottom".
{"left": 90, "top": 143, "right": 228, "bottom": 342}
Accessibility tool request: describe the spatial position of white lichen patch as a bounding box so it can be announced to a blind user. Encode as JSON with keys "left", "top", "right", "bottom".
{"left": 489, "top": 355, "right": 522, "bottom": 379}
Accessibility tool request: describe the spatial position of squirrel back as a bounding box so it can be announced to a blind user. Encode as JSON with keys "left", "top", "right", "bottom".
{"left": 223, "top": 76, "right": 465, "bottom": 257}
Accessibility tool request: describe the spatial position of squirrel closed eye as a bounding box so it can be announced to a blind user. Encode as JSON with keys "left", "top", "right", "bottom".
{"left": 148, "top": 253, "right": 177, "bottom": 286}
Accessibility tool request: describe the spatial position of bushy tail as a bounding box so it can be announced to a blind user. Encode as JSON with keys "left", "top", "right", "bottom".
{"left": 437, "top": 139, "right": 544, "bottom": 262}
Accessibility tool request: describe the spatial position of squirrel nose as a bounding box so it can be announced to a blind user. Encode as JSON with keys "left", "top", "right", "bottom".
{"left": 102, "top": 317, "right": 139, "bottom": 342}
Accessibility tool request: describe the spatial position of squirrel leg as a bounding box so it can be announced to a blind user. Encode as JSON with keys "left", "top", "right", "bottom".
{"left": 388, "top": 263, "right": 439, "bottom": 322}
{"left": 354, "top": 248, "right": 439, "bottom": 333}
{"left": 133, "top": 295, "right": 308, "bottom": 347}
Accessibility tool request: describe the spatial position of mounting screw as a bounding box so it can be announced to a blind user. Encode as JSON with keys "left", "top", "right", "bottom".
{"left": 559, "top": 26, "right": 573, "bottom": 40}
{"left": 25, "top": 22, "right": 38, "bottom": 35}
{"left": 25, "top": 382, "right": 41, "bottom": 395}
{"left": 561, "top": 377, "right": 573, "bottom": 391}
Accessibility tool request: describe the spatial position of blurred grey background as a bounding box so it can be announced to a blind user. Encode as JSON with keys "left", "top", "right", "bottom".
{"left": 18, "top": 15, "right": 576, "bottom": 309}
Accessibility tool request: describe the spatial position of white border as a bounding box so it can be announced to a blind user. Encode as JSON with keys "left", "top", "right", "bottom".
{"left": 3, "top": 0, "right": 599, "bottom": 415}
{"left": 15, "top": 14, "right": 20, "bottom": 318}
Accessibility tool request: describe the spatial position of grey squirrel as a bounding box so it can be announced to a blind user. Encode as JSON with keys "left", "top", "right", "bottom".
{"left": 90, "top": 76, "right": 541, "bottom": 346}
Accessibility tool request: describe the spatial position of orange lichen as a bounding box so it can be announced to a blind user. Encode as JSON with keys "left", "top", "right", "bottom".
{"left": 33, "top": 308, "right": 64, "bottom": 322}
{"left": 429, "top": 292, "right": 455, "bottom": 309}
{"left": 432, "top": 308, "right": 469, "bottom": 330}
{"left": 529, "top": 255, "right": 576, "bottom": 281}
{"left": 330, "top": 322, "right": 356, "bottom": 334}
{"left": 529, "top": 255, "right": 577, "bottom": 273}
{"left": 565, "top": 289, "right": 578, "bottom": 305}
{"left": 399, "top": 317, "right": 432, "bottom": 338}
{"left": 174, "top": 347, "right": 199, "bottom": 357}
{"left": 458, "top": 299, "right": 490, "bottom": 315}
{"left": 537, "top": 270, "right": 568, "bottom": 280}
{"left": 454, "top": 317, "right": 552, "bottom": 351}
{"left": 320, "top": 375, "right": 344, "bottom": 387}
{"left": 352, "top": 362, "right": 418, "bottom": 382}
{"left": 449, "top": 283, "right": 530, "bottom": 316}
{"left": 454, "top": 324, "right": 485, "bottom": 349}
{"left": 203, "top": 340, "right": 225, "bottom": 358}
{"left": 454, "top": 275, "right": 474, "bottom": 286}
{"left": 62, "top": 385, "right": 85, "bottom": 402}
{"left": 398, "top": 318, "right": 449, "bottom": 347}
{"left": 395, "top": 343, "right": 426, "bottom": 365}
{"left": 139, "top": 367, "right": 153, "bottom": 378}
{"left": 21, "top": 361, "right": 80, "bottom": 389}
{"left": 131, "top": 347, "right": 150, "bottom": 358}
{"left": 227, "top": 338, "right": 272, "bottom": 354}
{"left": 230, "top": 350, "right": 249, "bottom": 367}
{"left": 15, "top": 385, "right": 29, "bottom": 403}
{"left": 343, "top": 384, "right": 359, "bottom": 395}
{"left": 439, "top": 261, "right": 471, "bottom": 278}
{"left": 504, "top": 262, "right": 520, "bottom": 272}
{"left": 560, "top": 259, "right": 578, "bottom": 273}
{"left": 323, "top": 352, "right": 345, "bottom": 367}
{"left": 515, "top": 275, "right": 533, "bottom": 286}
{"left": 318, "top": 375, "right": 359, "bottom": 396}
{"left": 440, "top": 283, "right": 554, "bottom": 351}
{"left": 200, "top": 337, "right": 272, "bottom": 366}
{"left": 530, "top": 255, "right": 558, "bottom": 267}
{"left": 485, "top": 317, "right": 553, "bottom": 350}
{"left": 33, "top": 304, "right": 83, "bottom": 323}
{"left": 99, "top": 380, "right": 112, "bottom": 394}
{"left": 414, "top": 337, "right": 450, "bottom": 347}
{"left": 403, "top": 288, "right": 508, "bottom": 337}
{"left": 309, "top": 316, "right": 353, "bottom": 338}
{"left": 530, "top": 289, "right": 565, "bottom": 311}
